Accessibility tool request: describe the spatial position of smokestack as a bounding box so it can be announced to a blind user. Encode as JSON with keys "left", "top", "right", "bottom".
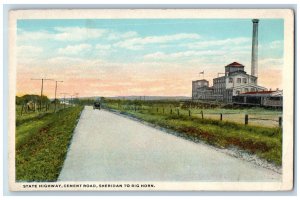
{"left": 251, "top": 19, "right": 259, "bottom": 77}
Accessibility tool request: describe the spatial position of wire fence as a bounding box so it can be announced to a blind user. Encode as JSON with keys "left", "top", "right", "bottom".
{"left": 16, "top": 102, "right": 74, "bottom": 117}
{"left": 104, "top": 103, "right": 282, "bottom": 128}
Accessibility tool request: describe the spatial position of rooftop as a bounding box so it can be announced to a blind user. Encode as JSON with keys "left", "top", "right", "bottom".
{"left": 225, "top": 62, "right": 244, "bottom": 68}
{"left": 243, "top": 91, "right": 275, "bottom": 95}
{"left": 193, "top": 79, "right": 209, "bottom": 82}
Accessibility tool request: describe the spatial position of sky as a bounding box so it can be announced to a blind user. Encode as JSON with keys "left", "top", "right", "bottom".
{"left": 16, "top": 19, "right": 284, "bottom": 98}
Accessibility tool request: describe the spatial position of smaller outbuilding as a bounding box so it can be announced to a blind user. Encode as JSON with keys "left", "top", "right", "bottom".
{"left": 232, "top": 90, "right": 283, "bottom": 108}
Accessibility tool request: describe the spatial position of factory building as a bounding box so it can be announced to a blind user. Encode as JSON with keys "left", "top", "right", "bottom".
{"left": 213, "top": 62, "right": 267, "bottom": 103}
{"left": 192, "top": 19, "right": 282, "bottom": 107}
{"left": 192, "top": 80, "right": 214, "bottom": 100}
{"left": 192, "top": 61, "right": 267, "bottom": 102}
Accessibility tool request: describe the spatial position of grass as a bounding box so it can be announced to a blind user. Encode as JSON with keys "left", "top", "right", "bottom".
{"left": 105, "top": 102, "right": 282, "bottom": 166}
{"left": 105, "top": 101, "right": 282, "bottom": 127}
{"left": 15, "top": 106, "right": 83, "bottom": 182}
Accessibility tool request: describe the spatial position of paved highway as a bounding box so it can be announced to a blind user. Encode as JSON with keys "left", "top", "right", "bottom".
{"left": 58, "top": 106, "right": 281, "bottom": 181}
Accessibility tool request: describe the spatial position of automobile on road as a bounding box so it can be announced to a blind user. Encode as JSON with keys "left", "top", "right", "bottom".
{"left": 93, "top": 102, "right": 101, "bottom": 110}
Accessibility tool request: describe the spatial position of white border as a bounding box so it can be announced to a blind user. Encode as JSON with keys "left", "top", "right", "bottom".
{"left": 8, "top": 9, "right": 294, "bottom": 192}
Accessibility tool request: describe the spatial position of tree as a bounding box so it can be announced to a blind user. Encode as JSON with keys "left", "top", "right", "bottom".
{"left": 16, "top": 94, "right": 50, "bottom": 105}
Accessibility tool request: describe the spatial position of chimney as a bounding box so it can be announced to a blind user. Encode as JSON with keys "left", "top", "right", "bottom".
{"left": 251, "top": 19, "right": 259, "bottom": 77}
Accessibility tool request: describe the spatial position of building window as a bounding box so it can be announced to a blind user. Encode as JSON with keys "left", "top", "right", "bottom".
{"left": 244, "top": 88, "right": 249, "bottom": 93}
{"left": 236, "top": 90, "right": 240, "bottom": 95}
{"left": 237, "top": 78, "right": 241, "bottom": 83}
{"left": 251, "top": 88, "right": 255, "bottom": 92}
{"left": 251, "top": 78, "right": 255, "bottom": 83}
{"left": 229, "top": 78, "right": 233, "bottom": 83}
{"left": 243, "top": 78, "right": 247, "bottom": 83}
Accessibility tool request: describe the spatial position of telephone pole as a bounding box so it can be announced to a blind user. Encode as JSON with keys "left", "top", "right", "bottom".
{"left": 73, "top": 93, "right": 79, "bottom": 105}
{"left": 70, "top": 95, "right": 76, "bottom": 106}
{"left": 31, "top": 78, "right": 54, "bottom": 111}
{"left": 54, "top": 81, "right": 63, "bottom": 112}
{"left": 60, "top": 93, "right": 69, "bottom": 109}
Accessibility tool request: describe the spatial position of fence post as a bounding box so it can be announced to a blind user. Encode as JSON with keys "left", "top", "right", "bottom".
{"left": 245, "top": 114, "right": 248, "bottom": 125}
{"left": 201, "top": 110, "right": 203, "bottom": 119}
{"left": 279, "top": 117, "right": 282, "bottom": 127}
{"left": 189, "top": 110, "right": 191, "bottom": 117}
{"left": 220, "top": 113, "right": 222, "bottom": 121}
{"left": 177, "top": 109, "right": 179, "bottom": 116}
{"left": 170, "top": 108, "right": 173, "bottom": 114}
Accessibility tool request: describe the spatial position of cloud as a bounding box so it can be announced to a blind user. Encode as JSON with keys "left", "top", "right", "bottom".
{"left": 268, "top": 40, "right": 283, "bottom": 49}
{"left": 114, "top": 33, "right": 202, "bottom": 50}
{"left": 106, "top": 31, "right": 138, "bottom": 40}
{"left": 18, "top": 27, "right": 139, "bottom": 44}
{"left": 18, "top": 27, "right": 108, "bottom": 43}
{"left": 16, "top": 54, "right": 284, "bottom": 98}
{"left": 259, "top": 58, "right": 283, "bottom": 69}
{"left": 185, "top": 37, "right": 251, "bottom": 49}
{"left": 16, "top": 24, "right": 283, "bottom": 97}
{"left": 17, "top": 45, "right": 43, "bottom": 54}
{"left": 57, "top": 44, "right": 92, "bottom": 55}
{"left": 95, "top": 44, "right": 111, "bottom": 50}
{"left": 144, "top": 50, "right": 227, "bottom": 60}
{"left": 18, "top": 31, "right": 52, "bottom": 43}
{"left": 53, "top": 27, "right": 107, "bottom": 41}
{"left": 17, "top": 45, "right": 43, "bottom": 58}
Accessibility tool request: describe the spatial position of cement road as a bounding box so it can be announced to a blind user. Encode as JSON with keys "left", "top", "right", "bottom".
{"left": 58, "top": 106, "right": 281, "bottom": 181}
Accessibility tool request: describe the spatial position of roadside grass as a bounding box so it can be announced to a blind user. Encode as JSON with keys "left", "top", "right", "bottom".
{"left": 107, "top": 104, "right": 282, "bottom": 166}
{"left": 106, "top": 101, "right": 282, "bottom": 127}
{"left": 16, "top": 106, "right": 83, "bottom": 182}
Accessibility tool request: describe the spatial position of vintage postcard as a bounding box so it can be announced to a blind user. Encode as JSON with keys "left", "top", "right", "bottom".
{"left": 8, "top": 9, "right": 294, "bottom": 191}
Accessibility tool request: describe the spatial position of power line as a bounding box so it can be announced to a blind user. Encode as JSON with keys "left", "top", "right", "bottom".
{"left": 54, "top": 81, "right": 63, "bottom": 112}
{"left": 31, "top": 78, "right": 54, "bottom": 111}
{"left": 60, "top": 92, "right": 69, "bottom": 109}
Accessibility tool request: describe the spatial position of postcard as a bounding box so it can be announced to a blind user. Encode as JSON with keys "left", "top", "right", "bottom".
{"left": 8, "top": 9, "right": 294, "bottom": 191}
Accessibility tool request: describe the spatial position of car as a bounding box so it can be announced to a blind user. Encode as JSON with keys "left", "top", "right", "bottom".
{"left": 93, "top": 102, "right": 101, "bottom": 110}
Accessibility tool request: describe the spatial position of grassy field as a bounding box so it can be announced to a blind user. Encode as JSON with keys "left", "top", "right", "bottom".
{"left": 192, "top": 108, "right": 282, "bottom": 128}
{"left": 105, "top": 100, "right": 282, "bottom": 128}
{"left": 105, "top": 100, "right": 282, "bottom": 166}
{"left": 16, "top": 106, "right": 83, "bottom": 182}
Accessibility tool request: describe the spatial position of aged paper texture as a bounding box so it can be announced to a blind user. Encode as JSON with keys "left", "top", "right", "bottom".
{"left": 8, "top": 9, "right": 294, "bottom": 191}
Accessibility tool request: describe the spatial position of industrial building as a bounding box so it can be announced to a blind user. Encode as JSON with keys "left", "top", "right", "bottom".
{"left": 192, "top": 61, "right": 267, "bottom": 103}
{"left": 232, "top": 90, "right": 283, "bottom": 108}
{"left": 191, "top": 19, "right": 283, "bottom": 107}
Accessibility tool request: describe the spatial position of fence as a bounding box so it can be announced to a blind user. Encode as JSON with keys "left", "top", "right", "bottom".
{"left": 106, "top": 103, "right": 282, "bottom": 128}
{"left": 195, "top": 112, "right": 282, "bottom": 127}
{"left": 17, "top": 102, "right": 73, "bottom": 117}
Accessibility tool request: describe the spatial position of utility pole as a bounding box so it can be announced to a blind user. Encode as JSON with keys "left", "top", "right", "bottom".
{"left": 31, "top": 78, "right": 53, "bottom": 111}
{"left": 54, "top": 81, "right": 63, "bottom": 112}
{"left": 74, "top": 93, "right": 79, "bottom": 105}
{"left": 60, "top": 93, "right": 69, "bottom": 109}
{"left": 70, "top": 95, "right": 76, "bottom": 106}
